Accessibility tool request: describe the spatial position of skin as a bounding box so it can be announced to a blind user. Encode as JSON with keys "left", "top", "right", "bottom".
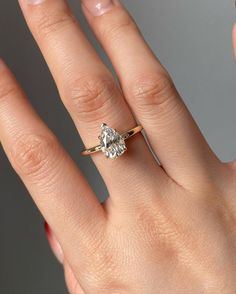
{"left": 0, "top": 0, "right": 236, "bottom": 293}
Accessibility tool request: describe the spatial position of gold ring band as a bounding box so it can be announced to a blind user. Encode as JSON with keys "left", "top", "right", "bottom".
{"left": 81, "top": 123, "right": 143, "bottom": 159}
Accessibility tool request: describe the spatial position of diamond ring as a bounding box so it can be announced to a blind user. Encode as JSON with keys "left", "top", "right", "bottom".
{"left": 81, "top": 123, "right": 143, "bottom": 159}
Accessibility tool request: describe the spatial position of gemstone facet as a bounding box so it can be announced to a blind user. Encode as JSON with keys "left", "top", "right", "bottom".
{"left": 100, "top": 123, "right": 127, "bottom": 159}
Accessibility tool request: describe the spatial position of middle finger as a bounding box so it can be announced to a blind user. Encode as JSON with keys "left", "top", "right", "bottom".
{"left": 18, "top": 0, "right": 167, "bottom": 202}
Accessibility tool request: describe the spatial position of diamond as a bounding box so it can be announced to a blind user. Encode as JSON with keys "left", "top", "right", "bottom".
{"left": 100, "top": 123, "right": 127, "bottom": 159}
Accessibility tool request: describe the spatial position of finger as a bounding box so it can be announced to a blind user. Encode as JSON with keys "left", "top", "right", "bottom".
{"left": 64, "top": 261, "right": 85, "bottom": 294}
{"left": 45, "top": 222, "right": 85, "bottom": 293}
{"left": 81, "top": 0, "right": 221, "bottom": 188}
{"left": 18, "top": 0, "right": 167, "bottom": 202}
{"left": 45, "top": 222, "right": 64, "bottom": 264}
{"left": 232, "top": 23, "right": 236, "bottom": 59}
{"left": 0, "top": 60, "right": 105, "bottom": 264}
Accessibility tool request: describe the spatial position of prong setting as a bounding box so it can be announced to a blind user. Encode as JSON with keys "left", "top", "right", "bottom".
{"left": 100, "top": 123, "right": 127, "bottom": 159}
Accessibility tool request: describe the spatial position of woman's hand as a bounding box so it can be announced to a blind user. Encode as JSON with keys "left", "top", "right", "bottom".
{"left": 0, "top": 0, "right": 236, "bottom": 293}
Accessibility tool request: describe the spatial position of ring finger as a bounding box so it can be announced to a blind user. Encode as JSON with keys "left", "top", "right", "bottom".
{"left": 18, "top": 0, "right": 167, "bottom": 203}
{"left": 81, "top": 0, "right": 221, "bottom": 189}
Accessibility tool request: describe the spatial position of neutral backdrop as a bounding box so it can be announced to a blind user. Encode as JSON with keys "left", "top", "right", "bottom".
{"left": 0, "top": 0, "right": 235, "bottom": 293}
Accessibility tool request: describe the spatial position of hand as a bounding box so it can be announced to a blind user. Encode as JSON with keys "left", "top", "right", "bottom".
{"left": 0, "top": 0, "right": 236, "bottom": 293}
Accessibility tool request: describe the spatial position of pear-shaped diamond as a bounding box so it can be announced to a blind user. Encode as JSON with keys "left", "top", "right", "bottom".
{"left": 100, "top": 123, "right": 127, "bottom": 159}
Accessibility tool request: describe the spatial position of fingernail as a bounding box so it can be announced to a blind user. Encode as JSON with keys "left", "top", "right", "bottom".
{"left": 0, "top": 59, "right": 6, "bottom": 70}
{"left": 82, "top": 0, "right": 116, "bottom": 16}
{"left": 233, "top": 24, "right": 236, "bottom": 60}
{"left": 25, "top": 0, "right": 46, "bottom": 5}
{"left": 234, "top": 47, "right": 236, "bottom": 61}
{"left": 44, "top": 222, "right": 64, "bottom": 264}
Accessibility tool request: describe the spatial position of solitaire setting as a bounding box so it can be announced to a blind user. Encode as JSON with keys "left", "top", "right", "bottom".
{"left": 100, "top": 123, "right": 127, "bottom": 159}
{"left": 81, "top": 123, "right": 143, "bottom": 159}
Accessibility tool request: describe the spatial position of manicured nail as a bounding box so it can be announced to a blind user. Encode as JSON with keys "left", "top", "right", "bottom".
{"left": 44, "top": 222, "right": 64, "bottom": 264}
{"left": 26, "top": 0, "right": 46, "bottom": 5}
{"left": 234, "top": 47, "right": 236, "bottom": 61}
{"left": 0, "top": 59, "right": 6, "bottom": 70}
{"left": 233, "top": 24, "right": 236, "bottom": 60}
{"left": 82, "top": 0, "right": 116, "bottom": 16}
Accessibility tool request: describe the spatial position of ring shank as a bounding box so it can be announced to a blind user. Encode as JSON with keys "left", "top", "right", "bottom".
{"left": 81, "top": 125, "right": 143, "bottom": 156}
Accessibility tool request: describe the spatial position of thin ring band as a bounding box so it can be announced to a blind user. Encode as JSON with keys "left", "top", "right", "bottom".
{"left": 81, "top": 125, "right": 143, "bottom": 156}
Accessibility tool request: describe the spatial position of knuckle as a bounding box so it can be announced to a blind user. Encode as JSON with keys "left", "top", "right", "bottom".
{"left": 65, "top": 75, "right": 117, "bottom": 123}
{"left": 10, "top": 133, "right": 60, "bottom": 178}
{"left": 91, "top": 278, "right": 126, "bottom": 293}
{"left": 79, "top": 232, "right": 123, "bottom": 290}
{"left": 88, "top": 258, "right": 123, "bottom": 292}
{"left": 135, "top": 204, "right": 180, "bottom": 251}
{"left": 84, "top": 229, "right": 109, "bottom": 263}
{"left": 0, "top": 82, "right": 19, "bottom": 103}
{"left": 130, "top": 73, "right": 177, "bottom": 113}
{"left": 99, "top": 12, "right": 136, "bottom": 43}
{"left": 36, "top": 7, "right": 74, "bottom": 37}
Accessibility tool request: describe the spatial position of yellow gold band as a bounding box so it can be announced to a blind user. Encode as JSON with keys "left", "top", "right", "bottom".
{"left": 81, "top": 125, "right": 143, "bottom": 156}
